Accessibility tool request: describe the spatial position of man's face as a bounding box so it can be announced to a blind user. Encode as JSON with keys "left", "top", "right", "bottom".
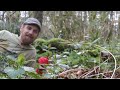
{"left": 20, "top": 24, "right": 40, "bottom": 45}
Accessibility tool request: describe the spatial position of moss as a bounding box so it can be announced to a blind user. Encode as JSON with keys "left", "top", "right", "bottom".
{"left": 47, "top": 38, "right": 72, "bottom": 51}
{"left": 34, "top": 38, "right": 48, "bottom": 46}
{"left": 34, "top": 38, "right": 74, "bottom": 52}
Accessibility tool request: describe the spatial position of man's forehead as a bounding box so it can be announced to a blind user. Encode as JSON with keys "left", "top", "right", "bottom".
{"left": 24, "top": 24, "right": 40, "bottom": 31}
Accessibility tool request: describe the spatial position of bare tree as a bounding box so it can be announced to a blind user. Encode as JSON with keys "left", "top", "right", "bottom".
{"left": 33, "top": 11, "right": 43, "bottom": 26}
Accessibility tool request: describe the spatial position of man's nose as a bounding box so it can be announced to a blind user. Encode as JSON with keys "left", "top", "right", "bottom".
{"left": 29, "top": 30, "right": 33, "bottom": 34}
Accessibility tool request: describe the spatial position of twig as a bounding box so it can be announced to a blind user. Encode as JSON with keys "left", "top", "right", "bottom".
{"left": 81, "top": 58, "right": 112, "bottom": 78}
{"left": 95, "top": 45, "right": 117, "bottom": 79}
{"left": 81, "top": 67, "right": 98, "bottom": 78}
{"left": 86, "top": 73, "right": 104, "bottom": 78}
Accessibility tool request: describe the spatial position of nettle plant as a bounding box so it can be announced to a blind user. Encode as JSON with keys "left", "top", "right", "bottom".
{"left": 0, "top": 52, "right": 60, "bottom": 79}
{"left": 1, "top": 38, "right": 117, "bottom": 79}
{"left": 0, "top": 53, "right": 42, "bottom": 79}
{"left": 35, "top": 39, "right": 117, "bottom": 78}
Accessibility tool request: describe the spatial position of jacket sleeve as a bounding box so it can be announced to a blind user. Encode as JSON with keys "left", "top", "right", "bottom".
{"left": 24, "top": 49, "right": 37, "bottom": 68}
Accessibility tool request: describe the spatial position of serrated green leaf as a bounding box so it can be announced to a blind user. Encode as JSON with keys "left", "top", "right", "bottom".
{"left": 17, "top": 54, "right": 25, "bottom": 66}
{"left": 44, "top": 73, "right": 52, "bottom": 78}
{"left": 22, "top": 66, "right": 35, "bottom": 72}
{"left": 26, "top": 72, "right": 41, "bottom": 79}
{"left": 4, "top": 67, "right": 25, "bottom": 79}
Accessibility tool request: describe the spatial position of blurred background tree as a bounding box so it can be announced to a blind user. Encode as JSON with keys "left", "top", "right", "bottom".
{"left": 0, "top": 11, "right": 120, "bottom": 44}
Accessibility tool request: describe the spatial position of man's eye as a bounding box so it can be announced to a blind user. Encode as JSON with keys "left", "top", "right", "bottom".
{"left": 33, "top": 30, "right": 38, "bottom": 34}
{"left": 27, "top": 26, "right": 32, "bottom": 30}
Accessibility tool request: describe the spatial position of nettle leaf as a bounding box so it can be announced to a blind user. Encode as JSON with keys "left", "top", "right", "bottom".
{"left": 4, "top": 67, "right": 25, "bottom": 79}
{"left": 26, "top": 72, "right": 42, "bottom": 79}
{"left": 22, "top": 66, "right": 35, "bottom": 72}
{"left": 7, "top": 55, "right": 16, "bottom": 61}
{"left": 44, "top": 73, "right": 52, "bottom": 78}
{"left": 49, "top": 47, "right": 57, "bottom": 50}
{"left": 17, "top": 54, "right": 25, "bottom": 66}
{"left": 58, "top": 64, "right": 70, "bottom": 70}
{"left": 73, "top": 65, "right": 79, "bottom": 68}
{"left": 63, "top": 52, "right": 70, "bottom": 55}
{"left": 53, "top": 54, "right": 62, "bottom": 59}
{"left": 60, "top": 59, "right": 67, "bottom": 64}
{"left": 71, "top": 59, "right": 80, "bottom": 65}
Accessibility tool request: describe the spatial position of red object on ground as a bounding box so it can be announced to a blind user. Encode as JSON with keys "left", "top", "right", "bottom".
{"left": 36, "top": 68, "right": 43, "bottom": 75}
{"left": 38, "top": 57, "right": 49, "bottom": 64}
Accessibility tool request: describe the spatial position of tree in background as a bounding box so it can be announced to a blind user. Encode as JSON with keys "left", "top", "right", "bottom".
{"left": 0, "top": 11, "right": 120, "bottom": 44}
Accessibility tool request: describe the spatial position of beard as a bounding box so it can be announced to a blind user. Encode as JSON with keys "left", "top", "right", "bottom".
{"left": 20, "top": 34, "right": 34, "bottom": 45}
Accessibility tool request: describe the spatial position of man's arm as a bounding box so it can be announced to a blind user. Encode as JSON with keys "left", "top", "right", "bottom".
{"left": 0, "top": 30, "right": 12, "bottom": 40}
{"left": 24, "top": 49, "right": 37, "bottom": 68}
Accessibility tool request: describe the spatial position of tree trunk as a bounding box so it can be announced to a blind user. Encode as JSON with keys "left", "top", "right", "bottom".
{"left": 118, "top": 16, "right": 120, "bottom": 39}
{"left": 106, "top": 11, "right": 114, "bottom": 43}
{"left": 33, "top": 11, "right": 43, "bottom": 26}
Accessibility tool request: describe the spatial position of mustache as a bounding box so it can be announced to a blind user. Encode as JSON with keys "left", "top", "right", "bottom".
{"left": 26, "top": 34, "right": 33, "bottom": 38}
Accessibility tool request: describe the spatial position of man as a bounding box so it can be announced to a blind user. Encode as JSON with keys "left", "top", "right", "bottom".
{"left": 0, "top": 18, "right": 41, "bottom": 68}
